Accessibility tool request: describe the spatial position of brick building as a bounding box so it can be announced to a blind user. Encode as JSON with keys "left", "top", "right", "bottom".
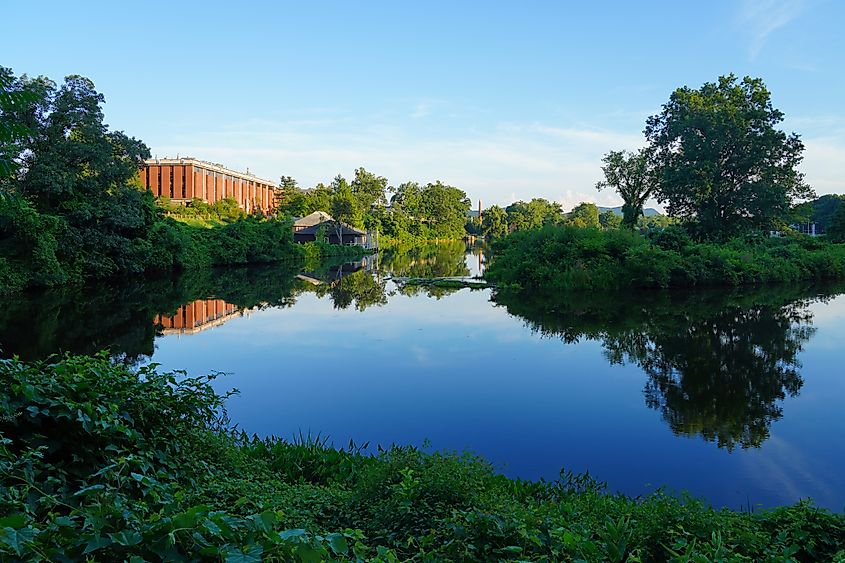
{"left": 155, "top": 299, "right": 242, "bottom": 335}
{"left": 138, "top": 157, "right": 277, "bottom": 214}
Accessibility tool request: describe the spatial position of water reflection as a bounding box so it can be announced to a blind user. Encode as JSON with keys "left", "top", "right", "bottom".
{"left": 2, "top": 246, "right": 844, "bottom": 508}
{"left": 492, "top": 285, "right": 834, "bottom": 450}
{"left": 0, "top": 263, "right": 301, "bottom": 361}
{"left": 302, "top": 269, "right": 389, "bottom": 312}
{"left": 0, "top": 246, "right": 837, "bottom": 459}
{"left": 156, "top": 299, "right": 243, "bottom": 335}
{"left": 380, "top": 240, "right": 471, "bottom": 278}
{"left": 379, "top": 241, "right": 487, "bottom": 299}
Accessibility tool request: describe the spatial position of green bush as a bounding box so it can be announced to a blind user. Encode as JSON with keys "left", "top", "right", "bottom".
{"left": 2, "top": 355, "right": 843, "bottom": 561}
{"left": 487, "top": 225, "right": 845, "bottom": 291}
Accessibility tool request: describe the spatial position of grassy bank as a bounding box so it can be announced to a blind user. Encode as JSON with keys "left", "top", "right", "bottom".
{"left": 1, "top": 355, "right": 842, "bottom": 561}
{"left": 0, "top": 195, "right": 367, "bottom": 295}
{"left": 485, "top": 225, "right": 845, "bottom": 291}
{"left": 0, "top": 191, "right": 303, "bottom": 294}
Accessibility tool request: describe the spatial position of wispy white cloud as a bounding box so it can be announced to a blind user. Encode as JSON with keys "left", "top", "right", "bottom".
{"left": 737, "top": 0, "right": 808, "bottom": 59}
{"left": 740, "top": 434, "right": 839, "bottom": 507}
{"left": 410, "top": 102, "right": 431, "bottom": 119}
{"left": 801, "top": 136, "right": 845, "bottom": 194}
{"left": 154, "top": 116, "right": 650, "bottom": 208}
{"left": 153, "top": 107, "right": 841, "bottom": 212}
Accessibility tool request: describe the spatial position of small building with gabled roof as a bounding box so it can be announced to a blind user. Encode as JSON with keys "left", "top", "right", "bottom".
{"left": 294, "top": 221, "right": 367, "bottom": 246}
{"left": 293, "top": 211, "right": 334, "bottom": 232}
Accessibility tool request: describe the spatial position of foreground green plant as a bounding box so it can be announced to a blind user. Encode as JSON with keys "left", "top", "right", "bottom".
{"left": 1, "top": 355, "right": 843, "bottom": 561}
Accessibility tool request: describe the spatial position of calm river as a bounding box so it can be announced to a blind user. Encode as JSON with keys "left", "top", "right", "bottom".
{"left": 2, "top": 242, "right": 844, "bottom": 511}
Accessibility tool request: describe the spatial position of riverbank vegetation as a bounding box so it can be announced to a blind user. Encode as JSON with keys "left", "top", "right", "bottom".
{"left": 486, "top": 74, "right": 845, "bottom": 291}
{"left": 2, "top": 354, "right": 843, "bottom": 561}
{"left": 476, "top": 199, "right": 673, "bottom": 239}
{"left": 486, "top": 226, "right": 845, "bottom": 291}
{"left": 0, "top": 67, "right": 360, "bottom": 294}
{"left": 155, "top": 196, "right": 248, "bottom": 226}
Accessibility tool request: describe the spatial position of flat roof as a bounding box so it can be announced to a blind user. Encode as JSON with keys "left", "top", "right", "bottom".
{"left": 143, "top": 157, "right": 276, "bottom": 186}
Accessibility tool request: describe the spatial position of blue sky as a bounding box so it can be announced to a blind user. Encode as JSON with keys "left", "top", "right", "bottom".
{"left": 3, "top": 0, "right": 844, "bottom": 209}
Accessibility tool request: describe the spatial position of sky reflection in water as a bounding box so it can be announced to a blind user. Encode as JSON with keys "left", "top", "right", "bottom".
{"left": 147, "top": 252, "right": 845, "bottom": 511}
{"left": 1, "top": 245, "right": 843, "bottom": 510}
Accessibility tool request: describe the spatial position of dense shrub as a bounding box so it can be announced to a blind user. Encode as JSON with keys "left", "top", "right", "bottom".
{"left": 1, "top": 355, "right": 843, "bottom": 561}
{"left": 0, "top": 206, "right": 314, "bottom": 293}
{"left": 487, "top": 225, "right": 845, "bottom": 291}
{"left": 158, "top": 196, "right": 248, "bottom": 223}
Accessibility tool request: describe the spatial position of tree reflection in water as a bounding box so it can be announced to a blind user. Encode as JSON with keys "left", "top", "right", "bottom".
{"left": 0, "top": 263, "right": 301, "bottom": 363}
{"left": 492, "top": 285, "right": 839, "bottom": 450}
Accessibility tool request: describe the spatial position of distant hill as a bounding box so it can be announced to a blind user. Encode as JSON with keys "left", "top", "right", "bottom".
{"left": 808, "top": 194, "right": 844, "bottom": 232}
{"left": 597, "top": 206, "right": 660, "bottom": 217}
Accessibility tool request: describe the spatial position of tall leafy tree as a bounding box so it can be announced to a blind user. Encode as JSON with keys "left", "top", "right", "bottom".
{"left": 276, "top": 176, "right": 310, "bottom": 217}
{"left": 2, "top": 71, "right": 152, "bottom": 280}
{"left": 481, "top": 205, "right": 508, "bottom": 238}
{"left": 645, "top": 75, "right": 813, "bottom": 239}
{"left": 599, "top": 210, "right": 622, "bottom": 230}
{"left": 0, "top": 67, "right": 39, "bottom": 185}
{"left": 596, "top": 149, "right": 655, "bottom": 229}
{"left": 330, "top": 183, "right": 361, "bottom": 243}
{"left": 827, "top": 204, "right": 845, "bottom": 243}
{"left": 505, "top": 198, "right": 561, "bottom": 232}
{"left": 279, "top": 175, "right": 297, "bottom": 191}
{"left": 418, "top": 181, "right": 471, "bottom": 238}
{"left": 566, "top": 202, "right": 600, "bottom": 228}
{"left": 350, "top": 167, "right": 388, "bottom": 210}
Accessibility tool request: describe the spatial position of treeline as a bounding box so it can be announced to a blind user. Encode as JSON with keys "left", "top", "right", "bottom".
{"left": 277, "top": 169, "right": 472, "bottom": 241}
{"left": 593, "top": 75, "right": 812, "bottom": 240}
{"left": 473, "top": 199, "right": 672, "bottom": 238}
{"left": 0, "top": 67, "right": 305, "bottom": 293}
{"left": 485, "top": 74, "right": 845, "bottom": 291}
{"left": 2, "top": 354, "right": 843, "bottom": 561}
{"left": 800, "top": 194, "right": 845, "bottom": 240}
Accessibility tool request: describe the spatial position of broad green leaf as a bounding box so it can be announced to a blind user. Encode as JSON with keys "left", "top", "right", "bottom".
{"left": 280, "top": 528, "right": 307, "bottom": 541}
{"left": 0, "top": 515, "right": 26, "bottom": 530}
{"left": 327, "top": 532, "right": 349, "bottom": 555}
{"left": 0, "top": 527, "right": 36, "bottom": 556}
{"left": 83, "top": 535, "right": 112, "bottom": 554}
{"left": 296, "top": 543, "right": 323, "bottom": 563}
{"left": 109, "top": 530, "right": 143, "bottom": 546}
{"left": 223, "top": 545, "right": 263, "bottom": 563}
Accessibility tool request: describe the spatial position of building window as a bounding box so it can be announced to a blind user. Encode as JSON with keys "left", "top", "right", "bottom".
{"left": 169, "top": 168, "right": 174, "bottom": 198}
{"left": 182, "top": 169, "right": 186, "bottom": 198}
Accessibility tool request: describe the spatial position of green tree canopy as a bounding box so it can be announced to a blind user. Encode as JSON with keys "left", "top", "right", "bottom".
{"left": 566, "top": 202, "right": 600, "bottom": 228}
{"left": 596, "top": 149, "right": 655, "bottom": 228}
{"left": 330, "top": 183, "right": 362, "bottom": 240}
{"left": 645, "top": 75, "right": 813, "bottom": 239}
{"left": 827, "top": 203, "right": 845, "bottom": 242}
{"left": 1, "top": 69, "right": 153, "bottom": 281}
{"left": 481, "top": 204, "right": 508, "bottom": 238}
{"left": 809, "top": 194, "right": 845, "bottom": 232}
{"left": 1, "top": 67, "right": 39, "bottom": 184}
{"left": 505, "top": 198, "right": 562, "bottom": 232}
{"left": 599, "top": 210, "right": 622, "bottom": 230}
{"left": 350, "top": 167, "right": 388, "bottom": 211}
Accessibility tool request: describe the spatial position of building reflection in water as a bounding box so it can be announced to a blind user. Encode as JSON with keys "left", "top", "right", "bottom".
{"left": 155, "top": 299, "right": 242, "bottom": 335}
